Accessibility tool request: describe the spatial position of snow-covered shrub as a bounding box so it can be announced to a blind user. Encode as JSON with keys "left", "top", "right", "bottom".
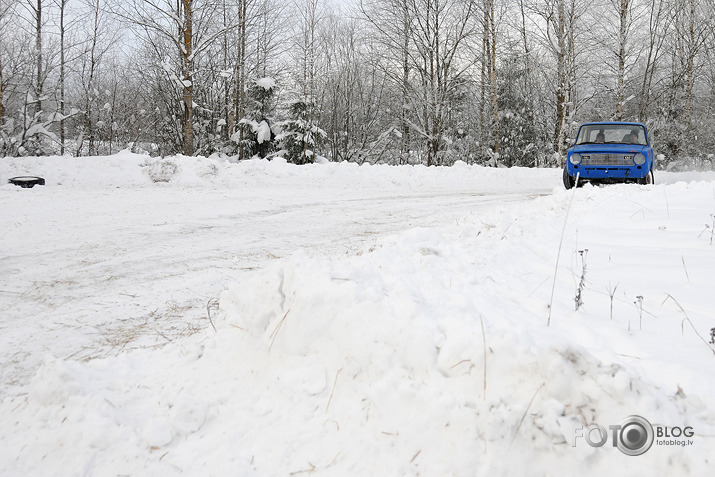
{"left": 141, "top": 158, "right": 178, "bottom": 183}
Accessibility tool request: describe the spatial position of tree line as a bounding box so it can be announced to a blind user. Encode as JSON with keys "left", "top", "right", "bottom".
{"left": 1, "top": 0, "right": 713, "bottom": 168}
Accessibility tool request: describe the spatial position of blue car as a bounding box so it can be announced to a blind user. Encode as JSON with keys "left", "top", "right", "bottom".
{"left": 563, "top": 122, "right": 655, "bottom": 189}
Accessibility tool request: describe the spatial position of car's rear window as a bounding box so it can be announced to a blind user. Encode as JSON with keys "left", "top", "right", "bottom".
{"left": 575, "top": 124, "right": 647, "bottom": 145}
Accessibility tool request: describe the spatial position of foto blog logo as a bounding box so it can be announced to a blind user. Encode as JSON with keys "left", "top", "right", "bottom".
{"left": 573, "top": 415, "right": 654, "bottom": 456}
{"left": 572, "top": 415, "right": 695, "bottom": 456}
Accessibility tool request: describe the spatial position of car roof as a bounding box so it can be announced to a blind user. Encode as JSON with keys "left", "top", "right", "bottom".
{"left": 579, "top": 121, "right": 646, "bottom": 127}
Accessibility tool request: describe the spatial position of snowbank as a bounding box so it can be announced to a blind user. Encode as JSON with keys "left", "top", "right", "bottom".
{"left": 2, "top": 152, "right": 560, "bottom": 192}
{"left": 1, "top": 154, "right": 715, "bottom": 475}
{"left": 2, "top": 152, "right": 713, "bottom": 191}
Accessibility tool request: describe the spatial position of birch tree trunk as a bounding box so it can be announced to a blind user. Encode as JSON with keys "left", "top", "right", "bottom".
{"left": 615, "top": 0, "right": 629, "bottom": 120}
{"left": 0, "top": 49, "right": 3, "bottom": 129}
{"left": 359, "top": 0, "right": 414, "bottom": 163}
{"left": 682, "top": 0, "right": 696, "bottom": 136}
{"left": 672, "top": 0, "right": 708, "bottom": 145}
{"left": 519, "top": 0, "right": 536, "bottom": 150}
{"left": 222, "top": 0, "right": 230, "bottom": 143}
{"left": 411, "top": 0, "right": 476, "bottom": 165}
{"left": 59, "top": 0, "right": 67, "bottom": 154}
{"left": 401, "top": 1, "right": 411, "bottom": 162}
{"left": 76, "top": 0, "right": 101, "bottom": 156}
{"left": 553, "top": 0, "right": 568, "bottom": 163}
{"left": 35, "top": 0, "right": 42, "bottom": 119}
{"left": 181, "top": 0, "right": 194, "bottom": 156}
{"left": 638, "top": 0, "right": 669, "bottom": 121}
{"left": 230, "top": 0, "right": 247, "bottom": 159}
{"left": 295, "top": 0, "right": 322, "bottom": 163}
{"left": 484, "top": 0, "right": 498, "bottom": 154}
{"left": 0, "top": 0, "right": 4, "bottom": 128}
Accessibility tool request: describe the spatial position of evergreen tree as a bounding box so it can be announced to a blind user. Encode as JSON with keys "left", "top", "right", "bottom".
{"left": 277, "top": 98, "right": 326, "bottom": 165}
{"left": 493, "top": 53, "right": 542, "bottom": 167}
{"left": 234, "top": 77, "right": 278, "bottom": 159}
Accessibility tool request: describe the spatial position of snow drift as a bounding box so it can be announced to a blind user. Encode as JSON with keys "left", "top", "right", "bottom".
{"left": 1, "top": 153, "right": 714, "bottom": 476}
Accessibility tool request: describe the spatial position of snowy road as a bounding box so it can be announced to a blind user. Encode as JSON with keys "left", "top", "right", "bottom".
{"left": 2, "top": 154, "right": 715, "bottom": 475}
{"left": 0, "top": 156, "right": 556, "bottom": 398}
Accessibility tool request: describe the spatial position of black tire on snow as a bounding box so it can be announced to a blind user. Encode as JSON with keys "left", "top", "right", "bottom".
{"left": 562, "top": 168, "right": 576, "bottom": 189}
{"left": 9, "top": 176, "right": 45, "bottom": 188}
{"left": 638, "top": 170, "right": 654, "bottom": 185}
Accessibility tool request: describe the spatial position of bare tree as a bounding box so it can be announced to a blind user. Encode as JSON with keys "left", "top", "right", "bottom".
{"left": 57, "top": 0, "right": 67, "bottom": 153}
{"left": 481, "top": 0, "right": 498, "bottom": 154}
{"left": 15, "top": 0, "right": 55, "bottom": 154}
{"left": 0, "top": 0, "right": 30, "bottom": 152}
{"left": 116, "top": 1, "right": 241, "bottom": 156}
{"left": 657, "top": 0, "right": 711, "bottom": 157}
{"left": 552, "top": 0, "right": 569, "bottom": 161}
{"left": 321, "top": 11, "right": 392, "bottom": 164}
{"left": 360, "top": 0, "right": 415, "bottom": 162}
{"left": 0, "top": 0, "right": 10, "bottom": 127}
{"left": 362, "top": 0, "right": 478, "bottom": 165}
{"left": 32, "top": 0, "right": 43, "bottom": 118}
{"left": 293, "top": 0, "right": 324, "bottom": 105}
{"left": 518, "top": 0, "right": 536, "bottom": 132}
{"left": 679, "top": 0, "right": 709, "bottom": 135}
{"left": 637, "top": 0, "right": 671, "bottom": 120}
{"left": 531, "top": 0, "right": 583, "bottom": 163}
{"left": 228, "top": 0, "right": 248, "bottom": 158}
{"left": 614, "top": 0, "right": 630, "bottom": 119}
{"left": 76, "top": 0, "right": 103, "bottom": 156}
{"left": 282, "top": 0, "right": 326, "bottom": 163}
{"left": 0, "top": 51, "right": 3, "bottom": 130}
{"left": 209, "top": 0, "right": 287, "bottom": 156}
{"left": 398, "top": 0, "right": 412, "bottom": 161}
{"left": 254, "top": 0, "right": 288, "bottom": 78}
{"left": 181, "top": 0, "right": 193, "bottom": 155}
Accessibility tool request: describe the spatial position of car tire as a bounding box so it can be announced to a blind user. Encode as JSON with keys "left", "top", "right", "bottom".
{"left": 638, "top": 170, "right": 654, "bottom": 185}
{"left": 9, "top": 176, "right": 45, "bottom": 188}
{"left": 563, "top": 168, "right": 576, "bottom": 189}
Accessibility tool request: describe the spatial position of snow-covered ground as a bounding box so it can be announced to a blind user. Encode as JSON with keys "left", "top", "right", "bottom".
{"left": 1, "top": 152, "right": 714, "bottom": 476}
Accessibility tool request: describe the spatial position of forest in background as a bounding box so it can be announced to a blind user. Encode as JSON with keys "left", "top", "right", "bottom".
{"left": 0, "top": 0, "right": 713, "bottom": 169}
